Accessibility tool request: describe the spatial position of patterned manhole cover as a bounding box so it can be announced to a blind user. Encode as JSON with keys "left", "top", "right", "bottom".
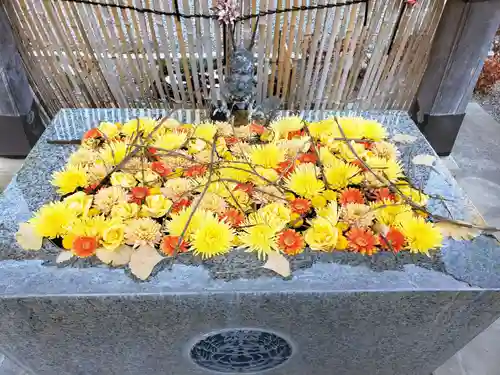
{"left": 190, "top": 329, "right": 292, "bottom": 373}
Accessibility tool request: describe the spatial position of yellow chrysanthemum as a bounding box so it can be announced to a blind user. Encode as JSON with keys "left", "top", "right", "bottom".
{"left": 365, "top": 157, "right": 403, "bottom": 185}
{"left": 318, "top": 147, "right": 339, "bottom": 167}
{"left": 359, "top": 119, "right": 387, "bottom": 141}
{"left": 337, "top": 141, "right": 367, "bottom": 161}
{"left": 66, "top": 215, "right": 107, "bottom": 238}
{"left": 124, "top": 217, "right": 162, "bottom": 247}
{"left": 122, "top": 117, "right": 157, "bottom": 136}
{"left": 191, "top": 214, "right": 234, "bottom": 259}
{"left": 286, "top": 163, "right": 324, "bottom": 198}
{"left": 194, "top": 192, "right": 227, "bottom": 214}
{"left": 99, "top": 141, "right": 128, "bottom": 166}
{"left": 239, "top": 213, "right": 279, "bottom": 259}
{"left": 68, "top": 147, "right": 98, "bottom": 167}
{"left": 30, "top": 202, "right": 76, "bottom": 238}
{"left": 336, "top": 117, "right": 363, "bottom": 139}
{"left": 193, "top": 122, "right": 218, "bottom": 142}
{"left": 398, "top": 216, "right": 443, "bottom": 255}
{"left": 249, "top": 143, "right": 285, "bottom": 169}
{"left": 270, "top": 116, "right": 304, "bottom": 139}
{"left": 324, "top": 159, "right": 362, "bottom": 190}
{"left": 371, "top": 200, "right": 413, "bottom": 226}
{"left": 277, "top": 136, "right": 311, "bottom": 158}
{"left": 308, "top": 119, "right": 336, "bottom": 139}
{"left": 51, "top": 165, "right": 88, "bottom": 195}
{"left": 98, "top": 121, "right": 121, "bottom": 139}
{"left": 304, "top": 217, "right": 339, "bottom": 251}
{"left": 110, "top": 202, "right": 140, "bottom": 220}
{"left": 218, "top": 161, "right": 253, "bottom": 183}
{"left": 205, "top": 180, "right": 233, "bottom": 198}
{"left": 259, "top": 203, "right": 291, "bottom": 231}
{"left": 166, "top": 208, "right": 210, "bottom": 239}
{"left": 153, "top": 131, "right": 188, "bottom": 151}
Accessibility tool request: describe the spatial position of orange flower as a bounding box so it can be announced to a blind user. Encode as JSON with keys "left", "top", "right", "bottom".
{"left": 225, "top": 136, "right": 239, "bottom": 146}
{"left": 361, "top": 141, "right": 373, "bottom": 150}
{"left": 72, "top": 236, "right": 98, "bottom": 258}
{"left": 298, "top": 152, "right": 318, "bottom": 164}
{"left": 151, "top": 161, "right": 172, "bottom": 177}
{"left": 84, "top": 182, "right": 99, "bottom": 194}
{"left": 184, "top": 165, "right": 207, "bottom": 178}
{"left": 290, "top": 198, "right": 311, "bottom": 215}
{"left": 234, "top": 183, "right": 254, "bottom": 194}
{"left": 347, "top": 228, "right": 378, "bottom": 255}
{"left": 129, "top": 186, "right": 150, "bottom": 204}
{"left": 340, "top": 188, "right": 365, "bottom": 205}
{"left": 172, "top": 198, "right": 191, "bottom": 213}
{"left": 250, "top": 123, "right": 266, "bottom": 135}
{"left": 380, "top": 227, "right": 405, "bottom": 252}
{"left": 82, "top": 128, "right": 102, "bottom": 140}
{"left": 161, "top": 235, "right": 189, "bottom": 256}
{"left": 352, "top": 160, "right": 367, "bottom": 171}
{"left": 278, "top": 229, "right": 305, "bottom": 255}
{"left": 374, "top": 187, "right": 395, "bottom": 202}
{"left": 287, "top": 130, "right": 304, "bottom": 139}
{"left": 276, "top": 160, "right": 295, "bottom": 177}
{"left": 220, "top": 209, "right": 245, "bottom": 227}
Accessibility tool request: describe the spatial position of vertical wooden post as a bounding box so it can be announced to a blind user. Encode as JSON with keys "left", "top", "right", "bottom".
{"left": 0, "top": 5, "right": 44, "bottom": 157}
{"left": 411, "top": 0, "right": 500, "bottom": 156}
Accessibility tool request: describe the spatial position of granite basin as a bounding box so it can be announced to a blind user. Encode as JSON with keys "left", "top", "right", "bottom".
{"left": 0, "top": 109, "right": 499, "bottom": 375}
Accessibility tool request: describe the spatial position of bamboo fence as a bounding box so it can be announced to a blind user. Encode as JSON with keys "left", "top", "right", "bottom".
{"left": 2, "top": 0, "right": 447, "bottom": 118}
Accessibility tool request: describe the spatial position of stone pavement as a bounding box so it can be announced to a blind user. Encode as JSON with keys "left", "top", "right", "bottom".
{"left": 0, "top": 104, "right": 499, "bottom": 374}
{"left": 434, "top": 102, "right": 500, "bottom": 375}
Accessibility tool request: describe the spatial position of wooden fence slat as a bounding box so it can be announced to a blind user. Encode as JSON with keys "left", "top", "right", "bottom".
{"left": 288, "top": 0, "right": 307, "bottom": 109}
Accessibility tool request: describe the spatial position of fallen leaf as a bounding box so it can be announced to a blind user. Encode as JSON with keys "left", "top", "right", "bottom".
{"left": 392, "top": 133, "right": 417, "bottom": 144}
{"left": 263, "top": 252, "right": 291, "bottom": 277}
{"left": 15, "top": 223, "right": 43, "bottom": 250}
{"left": 129, "top": 244, "right": 164, "bottom": 280}
{"left": 56, "top": 251, "right": 74, "bottom": 264}
{"left": 435, "top": 221, "right": 481, "bottom": 241}
{"left": 96, "top": 245, "right": 134, "bottom": 266}
{"left": 412, "top": 154, "right": 436, "bottom": 166}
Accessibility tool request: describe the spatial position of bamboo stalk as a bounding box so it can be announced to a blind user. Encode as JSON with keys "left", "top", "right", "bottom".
{"left": 268, "top": 0, "right": 283, "bottom": 97}
{"left": 200, "top": 1, "right": 218, "bottom": 104}
{"left": 276, "top": 0, "right": 290, "bottom": 97}
{"left": 263, "top": 0, "right": 275, "bottom": 100}
{"left": 288, "top": 0, "right": 307, "bottom": 108}
{"left": 280, "top": 0, "right": 299, "bottom": 102}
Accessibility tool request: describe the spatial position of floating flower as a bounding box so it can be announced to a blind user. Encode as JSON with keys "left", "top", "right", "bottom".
{"left": 30, "top": 202, "right": 75, "bottom": 238}
{"left": 220, "top": 208, "right": 245, "bottom": 227}
{"left": 372, "top": 200, "right": 413, "bottom": 226}
{"left": 286, "top": 163, "right": 324, "bottom": 198}
{"left": 161, "top": 235, "right": 189, "bottom": 256}
{"left": 249, "top": 143, "right": 285, "bottom": 168}
{"left": 371, "top": 141, "right": 399, "bottom": 160}
{"left": 142, "top": 195, "right": 172, "bottom": 218}
{"left": 359, "top": 120, "right": 387, "bottom": 141}
{"left": 290, "top": 198, "right": 311, "bottom": 215}
{"left": 122, "top": 117, "right": 157, "bottom": 136}
{"left": 110, "top": 172, "right": 137, "bottom": 188}
{"left": 324, "top": 159, "right": 362, "bottom": 190}
{"left": 339, "top": 188, "right": 365, "bottom": 205}
{"left": 298, "top": 152, "right": 318, "bottom": 164}
{"left": 110, "top": 202, "right": 140, "bottom": 220}
{"left": 398, "top": 216, "right": 443, "bottom": 255}
{"left": 94, "top": 186, "right": 128, "bottom": 214}
{"left": 153, "top": 132, "right": 188, "bottom": 151}
{"left": 124, "top": 217, "right": 162, "bottom": 247}
{"left": 270, "top": 116, "right": 304, "bottom": 139}
{"left": 341, "top": 203, "right": 374, "bottom": 228}
{"left": 184, "top": 165, "right": 207, "bottom": 178}
{"left": 72, "top": 236, "right": 98, "bottom": 257}
{"left": 278, "top": 229, "right": 305, "bottom": 255}
{"left": 129, "top": 186, "right": 150, "bottom": 205}
{"left": 51, "top": 165, "right": 88, "bottom": 195}
{"left": 151, "top": 161, "right": 172, "bottom": 177}
{"left": 304, "top": 217, "right": 339, "bottom": 251}
{"left": 193, "top": 122, "right": 217, "bottom": 142}
{"left": 99, "top": 141, "right": 128, "bottom": 166}
{"left": 64, "top": 191, "right": 93, "bottom": 217}
{"left": 380, "top": 227, "right": 405, "bottom": 252}
{"left": 346, "top": 228, "right": 378, "bottom": 255}
{"left": 98, "top": 121, "right": 121, "bottom": 139}
{"left": 191, "top": 214, "right": 234, "bottom": 259}
{"left": 101, "top": 220, "right": 126, "bottom": 250}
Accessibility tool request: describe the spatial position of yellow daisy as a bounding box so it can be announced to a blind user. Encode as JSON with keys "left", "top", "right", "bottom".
{"left": 398, "top": 216, "right": 443, "bottom": 255}
{"left": 324, "top": 159, "right": 362, "bottom": 190}
{"left": 249, "top": 143, "right": 285, "bottom": 169}
{"left": 287, "top": 163, "right": 324, "bottom": 198}
{"left": 51, "top": 165, "right": 88, "bottom": 195}
{"left": 191, "top": 214, "right": 234, "bottom": 259}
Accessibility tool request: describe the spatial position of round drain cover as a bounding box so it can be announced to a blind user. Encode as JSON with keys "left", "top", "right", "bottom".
{"left": 190, "top": 329, "right": 292, "bottom": 373}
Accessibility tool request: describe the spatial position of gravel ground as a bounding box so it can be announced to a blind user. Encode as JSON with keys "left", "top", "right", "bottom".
{"left": 473, "top": 85, "right": 500, "bottom": 123}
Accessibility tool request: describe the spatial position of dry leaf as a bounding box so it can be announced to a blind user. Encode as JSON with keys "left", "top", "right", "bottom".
{"left": 96, "top": 245, "right": 134, "bottom": 266}
{"left": 412, "top": 154, "right": 436, "bottom": 167}
{"left": 15, "top": 223, "right": 43, "bottom": 250}
{"left": 392, "top": 133, "right": 417, "bottom": 144}
{"left": 56, "top": 251, "right": 74, "bottom": 264}
{"left": 435, "top": 222, "right": 482, "bottom": 241}
{"left": 129, "top": 244, "right": 164, "bottom": 280}
{"left": 263, "top": 252, "right": 291, "bottom": 277}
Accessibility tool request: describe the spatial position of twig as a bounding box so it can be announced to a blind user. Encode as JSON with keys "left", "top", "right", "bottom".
{"left": 301, "top": 120, "right": 330, "bottom": 189}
